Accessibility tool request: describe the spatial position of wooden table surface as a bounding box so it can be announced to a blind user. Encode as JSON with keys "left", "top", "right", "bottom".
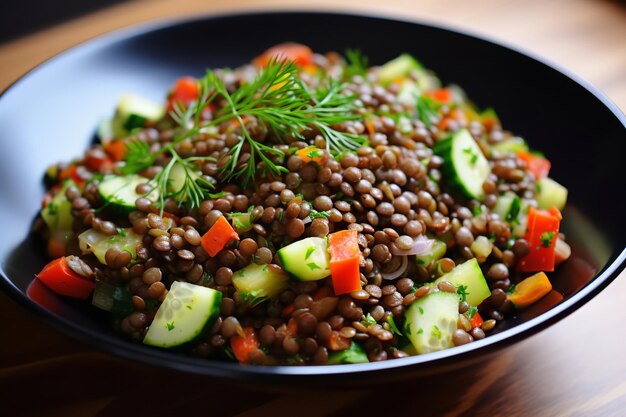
{"left": 1, "top": 1, "right": 625, "bottom": 416}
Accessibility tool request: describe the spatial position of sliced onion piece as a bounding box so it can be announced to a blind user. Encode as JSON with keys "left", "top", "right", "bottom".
{"left": 555, "top": 238, "right": 571, "bottom": 265}
{"left": 381, "top": 255, "right": 409, "bottom": 280}
{"left": 389, "top": 238, "right": 435, "bottom": 256}
{"left": 302, "top": 216, "right": 312, "bottom": 225}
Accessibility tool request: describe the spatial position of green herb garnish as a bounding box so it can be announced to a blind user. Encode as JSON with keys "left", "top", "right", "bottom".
{"left": 506, "top": 196, "right": 522, "bottom": 225}
{"left": 386, "top": 315, "right": 403, "bottom": 336}
{"left": 362, "top": 313, "right": 376, "bottom": 327}
{"left": 432, "top": 325, "right": 442, "bottom": 339}
{"left": 309, "top": 209, "right": 331, "bottom": 219}
{"left": 456, "top": 285, "right": 469, "bottom": 303}
{"left": 166, "top": 322, "right": 175, "bottom": 331}
{"left": 343, "top": 49, "right": 368, "bottom": 79}
{"left": 467, "top": 306, "right": 478, "bottom": 319}
{"left": 305, "top": 246, "right": 316, "bottom": 260}
{"left": 539, "top": 231, "right": 555, "bottom": 248}
{"left": 307, "top": 262, "right": 320, "bottom": 270}
{"left": 239, "top": 290, "right": 268, "bottom": 307}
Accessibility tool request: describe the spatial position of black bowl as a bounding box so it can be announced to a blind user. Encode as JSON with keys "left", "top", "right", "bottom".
{"left": 0, "top": 11, "right": 624, "bottom": 385}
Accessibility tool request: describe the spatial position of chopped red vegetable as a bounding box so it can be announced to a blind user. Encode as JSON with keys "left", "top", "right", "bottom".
{"left": 426, "top": 88, "right": 453, "bottom": 104}
{"left": 253, "top": 42, "right": 313, "bottom": 68}
{"left": 36, "top": 256, "right": 95, "bottom": 299}
{"left": 167, "top": 76, "right": 199, "bottom": 111}
{"left": 103, "top": 139, "right": 128, "bottom": 162}
{"left": 85, "top": 149, "right": 114, "bottom": 172}
{"left": 58, "top": 165, "right": 84, "bottom": 186}
{"left": 508, "top": 272, "right": 552, "bottom": 309}
{"left": 517, "top": 150, "right": 551, "bottom": 179}
{"left": 201, "top": 216, "right": 240, "bottom": 257}
{"left": 328, "top": 230, "right": 361, "bottom": 296}
{"left": 518, "top": 207, "right": 562, "bottom": 272}
{"left": 230, "top": 326, "right": 259, "bottom": 363}
{"left": 470, "top": 311, "right": 484, "bottom": 329}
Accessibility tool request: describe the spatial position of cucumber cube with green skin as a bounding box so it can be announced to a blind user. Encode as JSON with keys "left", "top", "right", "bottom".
{"left": 233, "top": 263, "right": 289, "bottom": 304}
{"left": 98, "top": 174, "right": 157, "bottom": 216}
{"left": 111, "top": 93, "right": 165, "bottom": 137}
{"left": 490, "top": 136, "right": 528, "bottom": 155}
{"left": 433, "top": 129, "right": 491, "bottom": 201}
{"left": 404, "top": 291, "right": 459, "bottom": 354}
{"left": 535, "top": 177, "right": 568, "bottom": 211}
{"left": 433, "top": 258, "right": 491, "bottom": 306}
{"left": 327, "top": 341, "right": 369, "bottom": 364}
{"left": 92, "top": 228, "right": 143, "bottom": 266}
{"left": 277, "top": 237, "right": 330, "bottom": 281}
{"left": 143, "top": 281, "right": 222, "bottom": 348}
{"left": 40, "top": 180, "right": 76, "bottom": 231}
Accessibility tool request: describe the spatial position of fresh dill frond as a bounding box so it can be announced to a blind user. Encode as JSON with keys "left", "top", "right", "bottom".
{"left": 343, "top": 49, "right": 368, "bottom": 79}
{"left": 119, "top": 138, "right": 156, "bottom": 175}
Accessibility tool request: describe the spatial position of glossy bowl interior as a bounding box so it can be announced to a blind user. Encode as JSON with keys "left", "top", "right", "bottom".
{"left": 0, "top": 11, "right": 624, "bottom": 385}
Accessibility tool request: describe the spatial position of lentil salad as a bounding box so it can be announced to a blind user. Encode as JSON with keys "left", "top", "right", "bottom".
{"left": 34, "top": 43, "right": 571, "bottom": 365}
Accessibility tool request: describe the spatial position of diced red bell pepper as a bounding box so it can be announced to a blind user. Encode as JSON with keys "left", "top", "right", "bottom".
{"left": 426, "top": 88, "right": 453, "bottom": 105}
{"left": 230, "top": 326, "right": 259, "bottom": 363}
{"left": 103, "top": 139, "right": 128, "bottom": 162}
{"left": 328, "top": 230, "right": 361, "bottom": 296}
{"left": 200, "top": 216, "right": 239, "bottom": 257}
{"left": 518, "top": 207, "right": 562, "bottom": 272}
{"left": 36, "top": 256, "right": 95, "bottom": 299}
{"left": 470, "top": 311, "right": 483, "bottom": 329}
{"left": 167, "top": 76, "right": 199, "bottom": 111}
{"left": 58, "top": 165, "right": 84, "bottom": 187}
{"left": 517, "top": 150, "right": 551, "bottom": 179}
{"left": 253, "top": 42, "right": 313, "bottom": 68}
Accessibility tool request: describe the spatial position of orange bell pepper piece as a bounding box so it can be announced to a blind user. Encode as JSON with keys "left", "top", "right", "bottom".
{"left": 328, "top": 230, "right": 361, "bottom": 296}
{"left": 201, "top": 216, "right": 239, "bottom": 257}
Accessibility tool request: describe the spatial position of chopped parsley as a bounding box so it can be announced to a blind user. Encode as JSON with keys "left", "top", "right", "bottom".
{"left": 309, "top": 209, "right": 331, "bottom": 219}
{"left": 416, "top": 328, "right": 424, "bottom": 335}
{"left": 305, "top": 246, "right": 316, "bottom": 260}
{"left": 208, "top": 191, "right": 227, "bottom": 199}
{"left": 472, "top": 205, "right": 483, "bottom": 216}
{"left": 307, "top": 262, "right": 320, "bottom": 270}
{"left": 117, "top": 227, "right": 127, "bottom": 237}
{"left": 456, "top": 285, "right": 470, "bottom": 303}
{"left": 418, "top": 306, "right": 424, "bottom": 315}
{"left": 432, "top": 325, "right": 442, "bottom": 339}
{"left": 261, "top": 264, "right": 269, "bottom": 272}
{"left": 362, "top": 313, "right": 376, "bottom": 327}
{"left": 386, "top": 315, "right": 403, "bottom": 336}
{"left": 417, "top": 95, "right": 441, "bottom": 128}
{"left": 467, "top": 306, "right": 478, "bottom": 319}
{"left": 506, "top": 196, "right": 522, "bottom": 225}
{"left": 463, "top": 147, "right": 478, "bottom": 166}
{"left": 307, "top": 148, "right": 324, "bottom": 159}
{"left": 186, "top": 305, "right": 192, "bottom": 310}
{"left": 166, "top": 322, "right": 175, "bottom": 331}
{"left": 539, "top": 231, "right": 555, "bottom": 248}
{"left": 47, "top": 202, "right": 58, "bottom": 215}
{"left": 535, "top": 182, "right": 542, "bottom": 194}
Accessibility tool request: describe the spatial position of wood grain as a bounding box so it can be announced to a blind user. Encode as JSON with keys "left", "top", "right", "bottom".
{"left": 0, "top": 1, "right": 625, "bottom": 416}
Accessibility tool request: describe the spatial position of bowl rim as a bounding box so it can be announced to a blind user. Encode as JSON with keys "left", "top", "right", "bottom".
{"left": 1, "top": 9, "right": 625, "bottom": 380}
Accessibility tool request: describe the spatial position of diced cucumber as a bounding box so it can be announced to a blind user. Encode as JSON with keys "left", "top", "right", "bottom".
{"left": 40, "top": 180, "right": 75, "bottom": 231}
{"left": 144, "top": 281, "right": 222, "bottom": 348}
{"left": 98, "top": 174, "right": 156, "bottom": 215}
{"left": 433, "top": 258, "right": 491, "bottom": 306}
{"left": 277, "top": 237, "right": 331, "bottom": 281}
{"left": 491, "top": 136, "right": 528, "bottom": 155}
{"left": 168, "top": 162, "right": 200, "bottom": 194}
{"left": 233, "top": 263, "right": 289, "bottom": 305}
{"left": 535, "top": 177, "right": 567, "bottom": 210}
{"left": 327, "top": 341, "right": 369, "bottom": 364}
{"left": 415, "top": 239, "right": 447, "bottom": 268}
{"left": 92, "top": 281, "right": 134, "bottom": 316}
{"left": 97, "top": 118, "right": 115, "bottom": 142}
{"left": 404, "top": 291, "right": 459, "bottom": 354}
{"left": 396, "top": 80, "right": 421, "bottom": 107}
{"left": 112, "top": 93, "right": 165, "bottom": 137}
{"left": 92, "top": 228, "right": 143, "bottom": 265}
{"left": 229, "top": 212, "right": 254, "bottom": 234}
{"left": 492, "top": 192, "right": 522, "bottom": 226}
{"left": 433, "top": 129, "right": 490, "bottom": 200}
{"left": 379, "top": 54, "right": 423, "bottom": 83}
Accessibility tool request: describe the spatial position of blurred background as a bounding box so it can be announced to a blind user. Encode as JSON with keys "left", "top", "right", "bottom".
{"left": 0, "top": 0, "right": 625, "bottom": 111}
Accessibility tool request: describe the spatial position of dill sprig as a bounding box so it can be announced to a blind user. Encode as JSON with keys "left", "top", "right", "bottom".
{"left": 343, "top": 49, "right": 368, "bottom": 79}
{"left": 149, "top": 150, "right": 214, "bottom": 210}
{"left": 171, "top": 58, "right": 366, "bottom": 187}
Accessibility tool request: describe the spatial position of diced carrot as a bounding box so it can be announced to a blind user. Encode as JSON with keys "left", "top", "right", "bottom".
{"left": 230, "top": 326, "right": 259, "bottom": 363}
{"left": 518, "top": 207, "right": 561, "bottom": 272}
{"left": 296, "top": 146, "right": 325, "bottom": 164}
{"left": 426, "top": 88, "right": 453, "bottom": 104}
{"left": 517, "top": 150, "right": 551, "bottom": 179}
{"left": 200, "top": 216, "right": 240, "bottom": 257}
{"left": 508, "top": 272, "right": 552, "bottom": 309}
{"left": 328, "top": 230, "right": 362, "bottom": 296}
{"left": 104, "top": 139, "right": 128, "bottom": 162}
{"left": 253, "top": 43, "right": 313, "bottom": 68}
{"left": 470, "top": 312, "right": 483, "bottom": 329}
{"left": 59, "top": 165, "right": 84, "bottom": 186}
{"left": 36, "top": 257, "right": 95, "bottom": 299}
